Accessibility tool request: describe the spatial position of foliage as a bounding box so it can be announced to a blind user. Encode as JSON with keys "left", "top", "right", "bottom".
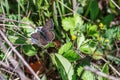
{"left": 0, "top": 0, "right": 120, "bottom": 80}
{"left": 51, "top": 54, "right": 74, "bottom": 80}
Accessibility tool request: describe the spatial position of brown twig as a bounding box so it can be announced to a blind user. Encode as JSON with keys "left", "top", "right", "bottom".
{"left": 102, "top": 58, "right": 120, "bottom": 76}
{"left": 0, "top": 61, "right": 14, "bottom": 72}
{"left": 76, "top": 50, "right": 120, "bottom": 79}
{"left": 0, "top": 40, "right": 30, "bottom": 80}
{"left": 84, "top": 66, "right": 120, "bottom": 80}
{"left": 0, "top": 18, "right": 36, "bottom": 29}
{"left": 114, "top": 41, "right": 120, "bottom": 57}
{"left": 72, "top": 0, "right": 77, "bottom": 14}
{"left": 111, "top": 0, "right": 120, "bottom": 10}
{"left": 0, "top": 30, "right": 41, "bottom": 80}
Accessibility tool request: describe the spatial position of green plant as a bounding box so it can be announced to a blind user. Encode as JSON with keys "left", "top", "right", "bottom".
{"left": 1, "top": 0, "right": 120, "bottom": 80}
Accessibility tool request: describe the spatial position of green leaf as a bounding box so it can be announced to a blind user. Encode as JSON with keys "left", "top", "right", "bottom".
{"left": 98, "top": 63, "right": 109, "bottom": 80}
{"left": 32, "top": 0, "right": 36, "bottom": 4}
{"left": 58, "top": 42, "right": 80, "bottom": 62}
{"left": 77, "top": 33, "right": 85, "bottom": 49}
{"left": 92, "top": 49, "right": 103, "bottom": 60}
{"left": 106, "top": 55, "right": 120, "bottom": 64}
{"left": 62, "top": 14, "right": 83, "bottom": 35}
{"left": 87, "top": 25, "right": 98, "bottom": 37}
{"left": 80, "top": 43, "right": 92, "bottom": 54}
{"left": 102, "top": 14, "right": 115, "bottom": 27}
{"left": 4, "top": 0, "right": 9, "bottom": 14}
{"left": 51, "top": 54, "right": 74, "bottom": 80}
{"left": 77, "top": 7, "right": 84, "bottom": 14}
{"left": 90, "top": 0, "right": 99, "bottom": 21}
{"left": 21, "top": 17, "right": 35, "bottom": 37}
{"left": 77, "top": 57, "right": 91, "bottom": 76}
{"left": 23, "top": 45, "right": 37, "bottom": 56}
{"left": 82, "top": 70, "right": 96, "bottom": 80}
{"left": 62, "top": 17, "right": 75, "bottom": 31}
{"left": 78, "top": 0, "right": 87, "bottom": 7}
{"left": 80, "top": 40, "right": 97, "bottom": 55}
{"left": 0, "top": 53, "right": 4, "bottom": 60}
{"left": 0, "top": 6, "right": 2, "bottom": 13}
{"left": 74, "top": 14, "right": 83, "bottom": 27}
{"left": 116, "top": 27, "right": 120, "bottom": 40}
{"left": 102, "top": 63, "right": 109, "bottom": 74}
{"left": 58, "top": 42, "right": 72, "bottom": 54}
{"left": 63, "top": 50, "right": 80, "bottom": 62}
{"left": 41, "top": 74, "right": 47, "bottom": 80}
{"left": 104, "top": 27, "right": 118, "bottom": 40}
{"left": 23, "top": 27, "right": 34, "bottom": 37}
{"left": 77, "top": 58, "right": 95, "bottom": 80}
{"left": 109, "top": 1, "right": 116, "bottom": 9}
{"left": 77, "top": 66, "right": 84, "bottom": 76}
{"left": 8, "top": 36, "right": 27, "bottom": 44}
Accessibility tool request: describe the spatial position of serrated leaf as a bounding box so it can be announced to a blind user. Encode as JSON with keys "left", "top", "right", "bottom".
{"left": 74, "top": 14, "right": 83, "bottom": 27}
{"left": 62, "top": 14, "right": 83, "bottom": 35}
{"left": 80, "top": 40, "right": 97, "bottom": 55}
{"left": 63, "top": 50, "right": 80, "bottom": 62}
{"left": 82, "top": 70, "right": 96, "bottom": 80}
{"left": 23, "top": 45, "right": 37, "bottom": 56}
{"left": 53, "top": 54, "right": 74, "bottom": 80}
{"left": 87, "top": 25, "right": 98, "bottom": 37}
{"left": 92, "top": 49, "right": 103, "bottom": 60}
{"left": 21, "top": 17, "right": 35, "bottom": 26}
{"left": 58, "top": 42, "right": 72, "bottom": 54}
{"left": 77, "top": 33, "right": 85, "bottom": 49}
{"left": 104, "top": 28, "right": 118, "bottom": 40}
{"left": 80, "top": 44, "right": 92, "bottom": 54}
{"left": 62, "top": 17, "right": 75, "bottom": 31}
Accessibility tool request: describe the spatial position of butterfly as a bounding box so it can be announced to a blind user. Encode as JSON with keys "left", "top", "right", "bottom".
{"left": 31, "top": 19, "right": 55, "bottom": 46}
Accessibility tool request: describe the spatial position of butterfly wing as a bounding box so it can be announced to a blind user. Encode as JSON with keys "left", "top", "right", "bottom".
{"left": 41, "top": 28, "right": 55, "bottom": 42}
{"left": 44, "top": 19, "right": 54, "bottom": 30}
{"left": 31, "top": 32, "right": 48, "bottom": 46}
{"left": 31, "top": 19, "right": 55, "bottom": 46}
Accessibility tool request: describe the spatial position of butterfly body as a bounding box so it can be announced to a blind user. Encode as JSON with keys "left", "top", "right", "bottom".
{"left": 31, "top": 19, "right": 55, "bottom": 46}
